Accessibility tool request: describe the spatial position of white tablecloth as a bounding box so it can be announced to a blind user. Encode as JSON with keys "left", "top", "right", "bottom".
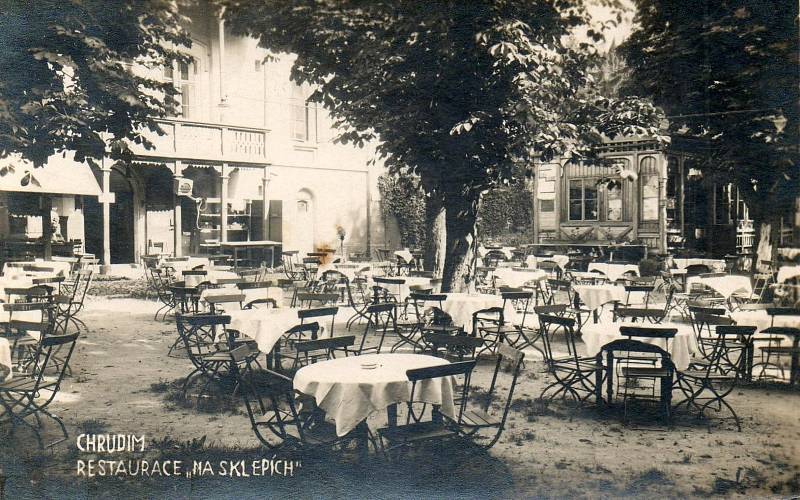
{"left": 0, "top": 338, "right": 11, "bottom": 382}
{"left": 581, "top": 321, "right": 697, "bottom": 371}
{"left": 526, "top": 254, "right": 570, "bottom": 270}
{"left": 394, "top": 250, "right": 414, "bottom": 264}
{"left": 183, "top": 269, "right": 239, "bottom": 288}
{"left": 673, "top": 258, "right": 726, "bottom": 272}
{"left": 440, "top": 293, "right": 522, "bottom": 330}
{"left": 587, "top": 263, "right": 639, "bottom": 282}
{"left": 294, "top": 353, "right": 454, "bottom": 436}
{"left": 492, "top": 268, "right": 547, "bottom": 288}
{"left": 162, "top": 257, "right": 211, "bottom": 274}
{"left": 777, "top": 265, "right": 800, "bottom": 283}
{"left": 226, "top": 308, "right": 301, "bottom": 354}
{"left": 573, "top": 284, "right": 627, "bottom": 311}
{"left": 686, "top": 275, "right": 752, "bottom": 299}
{"left": 201, "top": 287, "right": 284, "bottom": 308}
{"left": 479, "top": 246, "right": 516, "bottom": 260}
{"left": 731, "top": 310, "right": 800, "bottom": 332}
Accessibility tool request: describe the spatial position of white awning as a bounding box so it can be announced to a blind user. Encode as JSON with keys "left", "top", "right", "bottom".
{"left": 0, "top": 154, "right": 102, "bottom": 197}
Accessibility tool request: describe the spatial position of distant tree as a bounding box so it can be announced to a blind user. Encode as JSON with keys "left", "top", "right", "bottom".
{"left": 223, "top": 0, "right": 664, "bottom": 290}
{"left": 622, "top": 0, "right": 799, "bottom": 263}
{"left": 0, "top": 0, "right": 191, "bottom": 168}
{"left": 478, "top": 183, "right": 533, "bottom": 239}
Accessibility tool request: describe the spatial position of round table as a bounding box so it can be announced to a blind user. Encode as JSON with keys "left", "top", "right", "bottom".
{"left": 226, "top": 308, "right": 301, "bottom": 354}
{"left": 440, "top": 293, "right": 513, "bottom": 330}
{"left": 686, "top": 275, "right": 752, "bottom": 299}
{"left": 581, "top": 321, "right": 698, "bottom": 370}
{"left": 293, "top": 353, "right": 454, "bottom": 436}
{"left": 0, "top": 338, "right": 11, "bottom": 381}
{"left": 573, "top": 284, "right": 627, "bottom": 311}
{"left": 587, "top": 263, "right": 640, "bottom": 283}
{"left": 492, "top": 268, "right": 547, "bottom": 288}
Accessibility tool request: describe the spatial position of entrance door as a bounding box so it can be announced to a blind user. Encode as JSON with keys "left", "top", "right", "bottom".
{"left": 83, "top": 169, "right": 135, "bottom": 263}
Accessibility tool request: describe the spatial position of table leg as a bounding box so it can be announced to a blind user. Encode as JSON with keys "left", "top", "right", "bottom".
{"left": 387, "top": 403, "right": 398, "bottom": 428}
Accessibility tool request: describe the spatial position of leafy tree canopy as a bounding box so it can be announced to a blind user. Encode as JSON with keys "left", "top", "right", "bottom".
{"left": 621, "top": 0, "right": 799, "bottom": 219}
{"left": 223, "top": 0, "right": 664, "bottom": 203}
{"left": 0, "top": 0, "right": 191, "bottom": 168}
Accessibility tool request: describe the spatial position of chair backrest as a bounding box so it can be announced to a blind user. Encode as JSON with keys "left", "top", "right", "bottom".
{"left": 614, "top": 307, "right": 667, "bottom": 324}
{"left": 236, "top": 280, "right": 275, "bottom": 290}
{"left": 501, "top": 290, "right": 532, "bottom": 326}
{"left": 295, "top": 292, "right": 339, "bottom": 307}
{"left": 175, "top": 313, "right": 231, "bottom": 357}
{"left": 298, "top": 306, "right": 338, "bottom": 336}
{"left": 598, "top": 338, "right": 675, "bottom": 377}
{"left": 619, "top": 325, "right": 677, "bottom": 339}
{"left": 182, "top": 269, "right": 208, "bottom": 276}
{"left": 294, "top": 335, "right": 355, "bottom": 363}
{"left": 537, "top": 313, "right": 579, "bottom": 366}
{"left": 29, "top": 332, "right": 80, "bottom": 400}
{"left": 423, "top": 333, "right": 484, "bottom": 360}
{"left": 3, "top": 302, "right": 56, "bottom": 337}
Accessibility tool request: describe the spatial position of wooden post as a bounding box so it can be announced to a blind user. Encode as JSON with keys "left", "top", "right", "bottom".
{"left": 220, "top": 163, "right": 229, "bottom": 243}
{"left": 173, "top": 160, "right": 183, "bottom": 257}
{"left": 100, "top": 162, "right": 112, "bottom": 271}
{"left": 41, "top": 195, "right": 53, "bottom": 260}
{"left": 262, "top": 167, "right": 270, "bottom": 240}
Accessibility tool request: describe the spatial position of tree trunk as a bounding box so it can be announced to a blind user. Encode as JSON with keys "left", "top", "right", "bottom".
{"left": 423, "top": 197, "right": 446, "bottom": 278}
{"left": 753, "top": 213, "right": 780, "bottom": 272}
{"left": 440, "top": 195, "right": 480, "bottom": 293}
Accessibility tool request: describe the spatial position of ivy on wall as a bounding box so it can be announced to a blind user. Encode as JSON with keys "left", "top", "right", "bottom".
{"left": 477, "top": 184, "right": 532, "bottom": 238}
{"left": 377, "top": 174, "right": 426, "bottom": 249}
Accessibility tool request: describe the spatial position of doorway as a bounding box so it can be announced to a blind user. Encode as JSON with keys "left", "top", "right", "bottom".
{"left": 83, "top": 168, "right": 136, "bottom": 263}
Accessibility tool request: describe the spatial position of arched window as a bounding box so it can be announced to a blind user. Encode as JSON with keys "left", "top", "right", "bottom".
{"left": 640, "top": 156, "right": 659, "bottom": 222}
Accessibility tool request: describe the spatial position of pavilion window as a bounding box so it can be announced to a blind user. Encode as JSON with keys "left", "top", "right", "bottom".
{"left": 568, "top": 179, "right": 598, "bottom": 221}
{"left": 639, "top": 156, "right": 659, "bottom": 222}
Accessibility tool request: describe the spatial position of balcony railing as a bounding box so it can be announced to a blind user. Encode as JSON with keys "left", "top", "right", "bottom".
{"left": 131, "top": 118, "right": 270, "bottom": 165}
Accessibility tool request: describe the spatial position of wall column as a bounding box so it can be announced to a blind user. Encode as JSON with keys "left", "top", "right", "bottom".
{"left": 173, "top": 160, "right": 183, "bottom": 257}
{"left": 262, "top": 166, "right": 271, "bottom": 240}
{"left": 41, "top": 195, "right": 53, "bottom": 260}
{"left": 220, "top": 163, "right": 229, "bottom": 243}
{"left": 100, "top": 161, "right": 112, "bottom": 272}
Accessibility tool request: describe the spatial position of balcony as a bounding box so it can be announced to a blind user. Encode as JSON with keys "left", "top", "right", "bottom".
{"left": 131, "top": 118, "right": 270, "bottom": 165}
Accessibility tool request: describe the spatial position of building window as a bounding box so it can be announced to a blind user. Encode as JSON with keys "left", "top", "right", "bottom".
{"left": 606, "top": 181, "right": 623, "bottom": 221}
{"left": 539, "top": 199, "right": 554, "bottom": 212}
{"left": 640, "top": 156, "right": 659, "bottom": 221}
{"left": 290, "top": 83, "right": 317, "bottom": 142}
{"left": 568, "top": 179, "right": 598, "bottom": 221}
{"left": 163, "top": 59, "right": 196, "bottom": 119}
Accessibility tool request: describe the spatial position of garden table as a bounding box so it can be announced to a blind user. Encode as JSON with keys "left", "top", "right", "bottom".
{"left": 572, "top": 284, "right": 627, "bottom": 312}
{"left": 0, "top": 338, "right": 11, "bottom": 381}
{"left": 492, "top": 268, "right": 547, "bottom": 288}
{"left": 526, "top": 254, "right": 570, "bottom": 271}
{"left": 731, "top": 309, "right": 800, "bottom": 384}
{"left": 672, "top": 258, "right": 726, "bottom": 272}
{"left": 182, "top": 269, "right": 240, "bottom": 288}
{"left": 201, "top": 286, "right": 284, "bottom": 308}
{"left": 293, "top": 353, "right": 454, "bottom": 436}
{"left": 226, "top": 308, "right": 302, "bottom": 354}
{"left": 440, "top": 293, "right": 520, "bottom": 330}
{"left": 686, "top": 275, "right": 752, "bottom": 299}
{"left": 220, "top": 240, "right": 280, "bottom": 271}
{"left": 587, "top": 263, "right": 639, "bottom": 282}
{"left": 581, "top": 321, "right": 697, "bottom": 371}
